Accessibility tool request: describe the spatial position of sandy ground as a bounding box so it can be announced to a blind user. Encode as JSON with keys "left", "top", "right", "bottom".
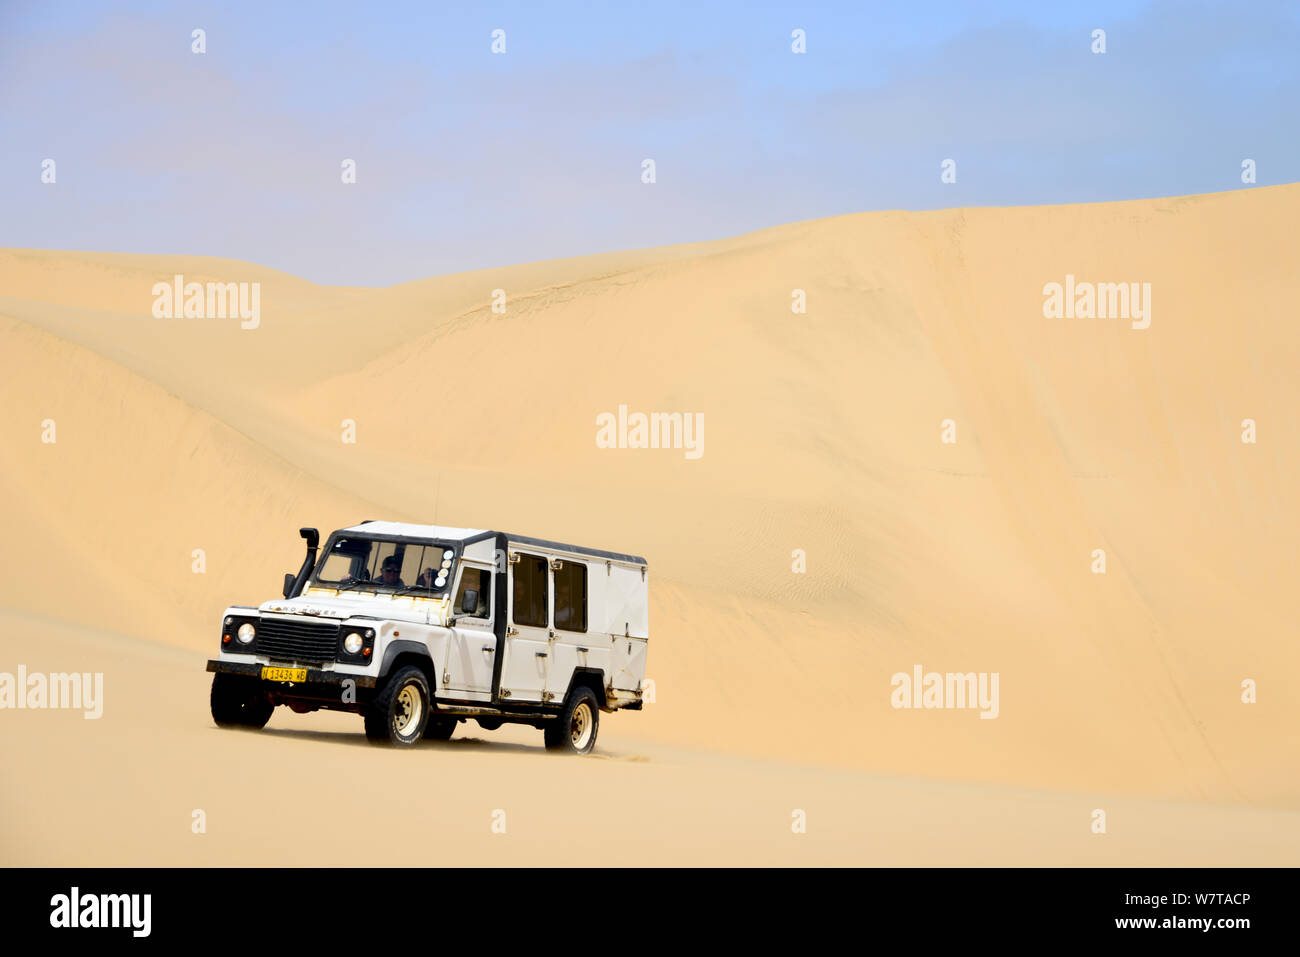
{"left": 1, "top": 185, "right": 1298, "bottom": 865}
{"left": 3, "top": 611, "right": 1297, "bottom": 866}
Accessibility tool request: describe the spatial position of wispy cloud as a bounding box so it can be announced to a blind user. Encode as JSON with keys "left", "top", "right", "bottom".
{"left": 1, "top": 1, "right": 1296, "bottom": 285}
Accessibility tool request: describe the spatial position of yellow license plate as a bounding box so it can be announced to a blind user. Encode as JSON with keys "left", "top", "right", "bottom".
{"left": 261, "top": 666, "right": 307, "bottom": 683}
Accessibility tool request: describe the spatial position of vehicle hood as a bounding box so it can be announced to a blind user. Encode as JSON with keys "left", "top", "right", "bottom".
{"left": 257, "top": 592, "right": 446, "bottom": 625}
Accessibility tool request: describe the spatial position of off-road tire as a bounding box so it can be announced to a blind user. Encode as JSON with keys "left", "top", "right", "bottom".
{"left": 210, "top": 673, "right": 274, "bottom": 729}
{"left": 364, "top": 666, "right": 431, "bottom": 746}
{"left": 543, "top": 686, "right": 600, "bottom": 754}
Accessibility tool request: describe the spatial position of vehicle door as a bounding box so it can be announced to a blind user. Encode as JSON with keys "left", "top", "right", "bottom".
{"left": 444, "top": 562, "right": 496, "bottom": 699}
{"left": 499, "top": 551, "right": 549, "bottom": 703}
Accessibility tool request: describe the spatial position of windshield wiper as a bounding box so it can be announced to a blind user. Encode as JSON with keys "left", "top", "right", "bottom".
{"left": 334, "top": 579, "right": 378, "bottom": 593}
{"left": 393, "top": 584, "right": 436, "bottom": 597}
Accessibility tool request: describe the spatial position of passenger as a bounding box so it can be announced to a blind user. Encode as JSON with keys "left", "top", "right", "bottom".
{"left": 417, "top": 568, "right": 437, "bottom": 589}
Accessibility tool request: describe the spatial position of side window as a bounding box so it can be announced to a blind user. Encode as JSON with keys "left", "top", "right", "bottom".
{"left": 553, "top": 560, "right": 587, "bottom": 633}
{"left": 511, "top": 554, "right": 548, "bottom": 627}
{"left": 455, "top": 567, "right": 492, "bottom": 619}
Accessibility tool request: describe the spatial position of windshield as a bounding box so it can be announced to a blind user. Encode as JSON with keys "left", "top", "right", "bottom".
{"left": 314, "top": 536, "right": 457, "bottom": 596}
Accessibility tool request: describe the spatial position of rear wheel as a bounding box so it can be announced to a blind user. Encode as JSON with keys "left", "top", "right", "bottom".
{"left": 210, "top": 673, "right": 274, "bottom": 729}
{"left": 544, "top": 686, "right": 600, "bottom": 754}
{"left": 364, "top": 666, "right": 431, "bottom": 746}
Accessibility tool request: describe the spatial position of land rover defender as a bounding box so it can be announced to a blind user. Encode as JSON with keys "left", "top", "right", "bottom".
{"left": 205, "top": 522, "right": 649, "bottom": 754}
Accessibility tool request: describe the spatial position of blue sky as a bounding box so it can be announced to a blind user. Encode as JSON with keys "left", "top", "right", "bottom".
{"left": 1, "top": 0, "right": 1297, "bottom": 285}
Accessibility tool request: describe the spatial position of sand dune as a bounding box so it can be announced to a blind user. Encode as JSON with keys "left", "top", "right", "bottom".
{"left": 1, "top": 185, "right": 1298, "bottom": 864}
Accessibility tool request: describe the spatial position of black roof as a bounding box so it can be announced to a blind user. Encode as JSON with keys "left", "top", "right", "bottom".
{"left": 354, "top": 521, "right": 647, "bottom": 566}
{"left": 463, "top": 530, "right": 647, "bottom": 566}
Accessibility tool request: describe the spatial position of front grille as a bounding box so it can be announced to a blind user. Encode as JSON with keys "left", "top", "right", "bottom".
{"left": 255, "top": 617, "right": 342, "bottom": 664}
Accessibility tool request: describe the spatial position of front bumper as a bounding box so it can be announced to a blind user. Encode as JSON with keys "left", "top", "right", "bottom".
{"left": 206, "top": 659, "right": 377, "bottom": 689}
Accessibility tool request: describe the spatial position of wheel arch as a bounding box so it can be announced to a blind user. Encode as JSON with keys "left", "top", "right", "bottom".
{"left": 378, "top": 641, "right": 438, "bottom": 687}
{"left": 564, "top": 668, "right": 608, "bottom": 711}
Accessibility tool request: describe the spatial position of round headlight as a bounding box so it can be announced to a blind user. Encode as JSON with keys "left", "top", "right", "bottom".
{"left": 236, "top": 622, "right": 256, "bottom": 644}
{"left": 343, "top": 632, "right": 364, "bottom": 655}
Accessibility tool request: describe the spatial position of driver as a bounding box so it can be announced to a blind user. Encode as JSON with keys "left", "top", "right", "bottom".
{"left": 378, "top": 555, "right": 405, "bottom": 588}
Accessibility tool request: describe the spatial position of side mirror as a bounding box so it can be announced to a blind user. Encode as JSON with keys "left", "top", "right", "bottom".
{"left": 462, "top": 589, "right": 479, "bottom": 615}
{"left": 283, "top": 572, "right": 296, "bottom": 599}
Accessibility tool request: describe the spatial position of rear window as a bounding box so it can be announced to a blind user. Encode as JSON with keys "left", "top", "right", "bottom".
{"left": 553, "top": 560, "right": 587, "bottom": 632}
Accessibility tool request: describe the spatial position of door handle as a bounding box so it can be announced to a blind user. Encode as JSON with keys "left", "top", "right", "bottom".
{"left": 577, "top": 647, "right": 589, "bottom": 653}
{"left": 482, "top": 646, "right": 494, "bottom": 654}
{"left": 535, "top": 652, "right": 548, "bottom": 658}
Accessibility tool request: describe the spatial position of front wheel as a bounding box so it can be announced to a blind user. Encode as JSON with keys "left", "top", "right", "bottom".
{"left": 210, "top": 673, "right": 274, "bottom": 729}
{"left": 364, "top": 666, "right": 431, "bottom": 746}
{"left": 544, "top": 686, "right": 600, "bottom": 754}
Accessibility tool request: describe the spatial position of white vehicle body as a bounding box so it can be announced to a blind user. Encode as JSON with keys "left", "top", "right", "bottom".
{"left": 206, "top": 522, "right": 648, "bottom": 751}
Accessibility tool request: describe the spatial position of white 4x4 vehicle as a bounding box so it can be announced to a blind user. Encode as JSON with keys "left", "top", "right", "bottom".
{"left": 206, "top": 522, "right": 649, "bottom": 754}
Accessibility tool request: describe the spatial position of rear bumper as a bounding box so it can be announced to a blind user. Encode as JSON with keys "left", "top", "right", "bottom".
{"left": 206, "top": 659, "right": 377, "bottom": 689}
